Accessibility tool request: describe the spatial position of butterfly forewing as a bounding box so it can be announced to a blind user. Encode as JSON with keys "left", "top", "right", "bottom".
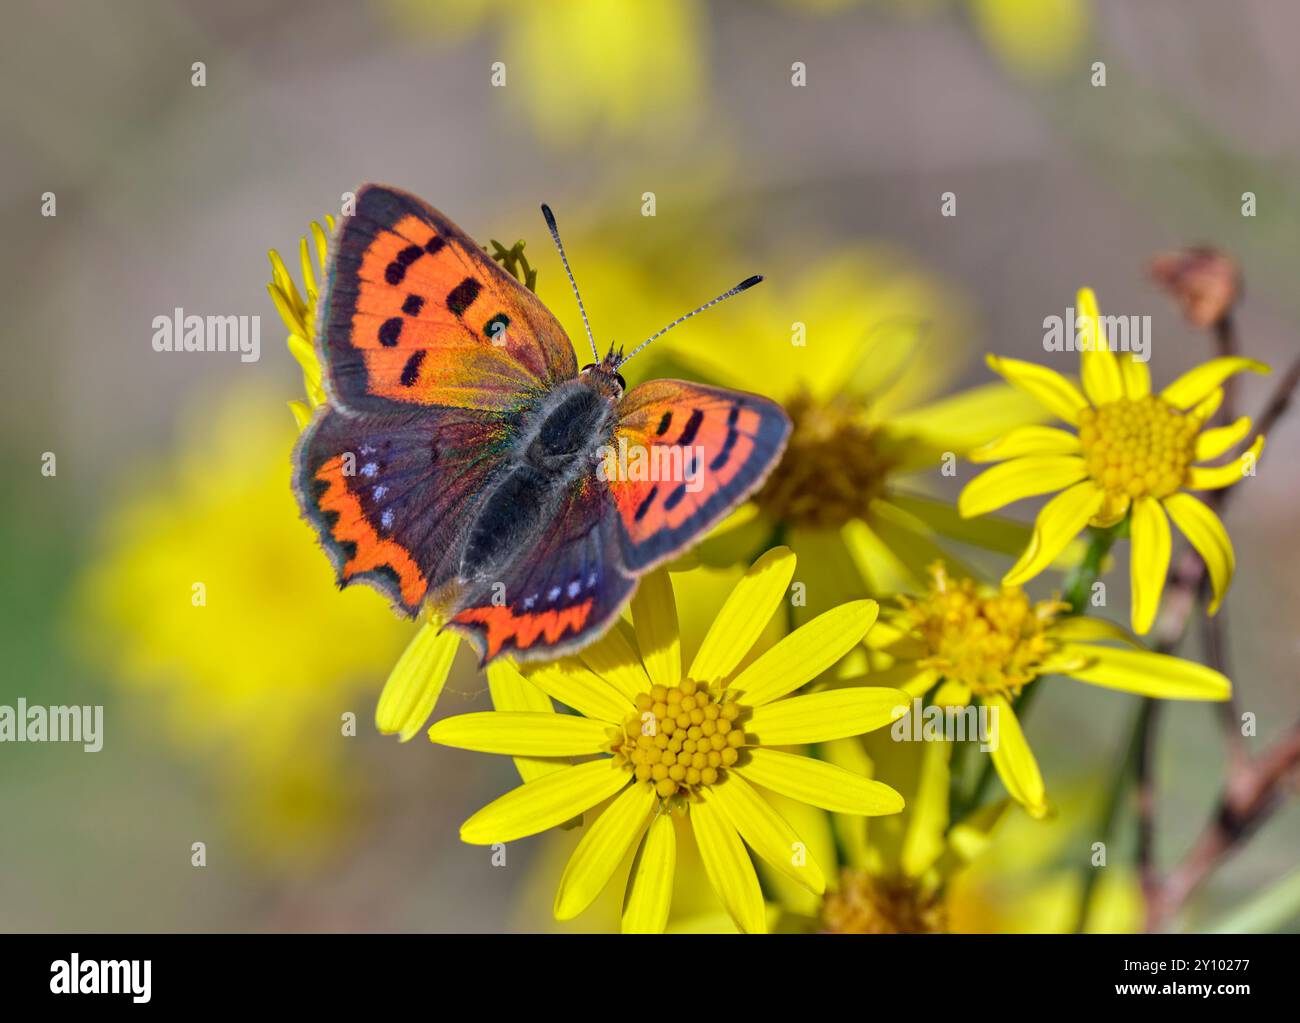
{"left": 321, "top": 185, "right": 578, "bottom": 413}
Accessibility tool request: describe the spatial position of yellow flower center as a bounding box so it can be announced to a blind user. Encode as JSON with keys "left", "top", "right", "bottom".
{"left": 1078, "top": 396, "right": 1199, "bottom": 500}
{"left": 821, "top": 869, "right": 946, "bottom": 934}
{"left": 610, "top": 679, "right": 746, "bottom": 800}
{"left": 754, "top": 390, "right": 894, "bottom": 529}
{"left": 897, "top": 565, "right": 1065, "bottom": 699}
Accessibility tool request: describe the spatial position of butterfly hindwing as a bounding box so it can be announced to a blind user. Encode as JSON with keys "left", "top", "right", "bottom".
{"left": 608, "top": 380, "right": 791, "bottom": 571}
{"left": 294, "top": 403, "right": 512, "bottom": 616}
{"left": 448, "top": 477, "right": 635, "bottom": 663}
{"left": 320, "top": 185, "right": 578, "bottom": 413}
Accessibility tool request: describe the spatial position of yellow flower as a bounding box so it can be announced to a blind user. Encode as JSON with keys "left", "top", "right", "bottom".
{"left": 960, "top": 287, "right": 1269, "bottom": 634}
{"left": 857, "top": 563, "right": 1230, "bottom": 818}
{"left": 753, "top": 737, "right": 998, "bottom": 932}
{"left": 384, "top": 0, "right": 703, "bottom": 146}
{"left": 74, "top": 387, "right": 409, "bottom": 866}
{"left": 269, "top": 219, "right": 465, "bottom": 742}
{"left": 428, "top": 548, "right": 909, "bottom": 933}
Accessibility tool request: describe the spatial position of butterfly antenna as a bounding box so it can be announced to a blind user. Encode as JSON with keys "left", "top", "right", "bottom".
{"left": 540, "top": 203, "right": 600, "bottom": 362}
{"left": 619, "top": 275, "right": 763, "bottom": 367}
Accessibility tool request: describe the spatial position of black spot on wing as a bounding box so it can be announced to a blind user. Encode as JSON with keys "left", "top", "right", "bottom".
{"left": 400, "top": 350, "right": 425, "bottom": 386}
{"left": 384, "top": 244, "right": 424, "bottom": 285}
{"left": 378, "top": 317, "right": 403, "bottom": 347}
{"left": 447, "top": 277, "right": 482, "bottom": 316}
{"left": 634, "top": 485, "right": 659, "bottom": 522}
{"left": 675, "top": 409, "right": 704, "bottom": 446}
{"left": 663, "top": 483, "right": 688, "bottom": 512}
{"left": 655, "top": 410, "right": 673, "bottom": 436}
{"left": 402, "top": 294, "right": 424, "bottom": 316}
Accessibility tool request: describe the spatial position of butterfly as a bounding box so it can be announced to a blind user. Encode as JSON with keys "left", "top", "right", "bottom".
{"left": 293, "top": 185, "right": 791, "bottom": 664}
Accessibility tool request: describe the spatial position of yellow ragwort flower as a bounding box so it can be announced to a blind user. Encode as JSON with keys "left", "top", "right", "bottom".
{"left": 429, "top": 549, "right": 910, "bottom": 933}
{"left": 960, "top": 287, "right": 1269, "bottom": 633}
{"left": 858, "top": 563, "right": 1230, "bottom": 818}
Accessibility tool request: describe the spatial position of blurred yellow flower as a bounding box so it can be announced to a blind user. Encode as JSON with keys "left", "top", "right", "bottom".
{"left": 857, "top": 563, "right": 1230, "bottom": 817}
{"left": 74, "top": 387, "right": 409, "bottom": 867}
{"left": 385, "top": 0, "right": 702, "bottom": 146}
{"left": 429, "top": 549, "right": 909, "bottom": 932}
{"left": 960, "top": 287, "right": 1269, "bottom": 634}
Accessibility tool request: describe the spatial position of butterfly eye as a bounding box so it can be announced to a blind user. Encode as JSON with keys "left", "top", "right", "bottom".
{"left": 580, "top": 363, "right": 596, "bottom": 374}
{"left": 614, "top": 373, "right": 627, "bottom": 391}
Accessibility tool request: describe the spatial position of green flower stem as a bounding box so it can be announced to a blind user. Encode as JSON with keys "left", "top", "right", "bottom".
{"left": 1073, "top": 697, "right": 1152, "bottom": 932}
{"left": 1063, "top": 521, "right": 1126, "bottom": 613}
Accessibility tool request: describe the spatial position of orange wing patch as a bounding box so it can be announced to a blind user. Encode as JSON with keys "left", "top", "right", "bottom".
{"left": 321, "top": 185, "right": 578, "bottom": 413}
{"left": 607, "top": 380, "right": 791, "bottom": 571}
{"left": 452, "top": 600, "right": 595, "bottom": 662}
{"left": 314, "top": 453, "right": 428, "bottom": 611}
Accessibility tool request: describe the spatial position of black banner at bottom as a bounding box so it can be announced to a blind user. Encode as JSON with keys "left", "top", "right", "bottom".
{"left": 0, "top": 932, "right": 1290, "bottom": 1011}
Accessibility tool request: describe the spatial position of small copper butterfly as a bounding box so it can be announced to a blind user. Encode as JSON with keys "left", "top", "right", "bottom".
{"left": 294, "top": 185, "right": 790, "bottom": 663}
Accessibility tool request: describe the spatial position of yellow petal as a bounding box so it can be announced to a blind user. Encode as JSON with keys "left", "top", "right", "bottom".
{"left": 1192, "top": 388, "right": 1224, "bottom": 420}
{"left": 375, "top": 621, "right": 458, "bottom": 741}
{"left": 460, "top": 759, "right": 630, "bottom": 844}
{"left": 1048, "top": 616, "right": 1142, "bottom": 646}
{"left": 900, "top": 738, "right": 950, "bottom": 878}
{"left": 690, "top": 796, "right": 767, "bottom": 934}
{"left": 887, "top": 491, "right": 1087, "bottom": 568}
{"left": 985, "top": 354, "right": 1089, "bottom": 424}
{"left": 735, "top": 747, "right": 903, "bottom": 816}
{"left": 525, "top": 661, "right": 632, "bottom": 723}
{"left": 286, "top": 331, "right": 320, "bottom": 378}
{"left": 577, "top": 619, "right": 651, "bottom": 701}
{"left": 1162, "top": 492, "right": 1234, "bottom": 614}
{"left": 1194, "top": 416, "right": 1252, "bottom": 461}
{"left": 842, "top": 517, "right": 917, "bottom": 596}
{"left": 1129, "top": 496, "right": 1171, "bottom": 635}
{"left": 288, "top": 400, "right": 313, "bottom": 431}
{"left": 487, "top": 659, "right": 565, "bottom": 783}
{"left": 709, "top": 773, "right": 825, "bottom": 895}
{"left": 747, "top": 687, "right": 909, "bottom": 746}
{"left": 298, "top": 234, "right": 318, "bottom": 304}
{"left": 1059, "top": 643, "right": 1231, "bottom": 700}
{"left": 1117, "top": 347, "right": 1151, "bottom": 399}
{"left": 554, "top": 782, "right": 656, "bottom": 920}
{"left": 958, "top": 456, "right": 1088, "bottom": 518}
{"left": 622, "top": 811, "right": 677, "bottom": 933}
{"left": 630, "top": 567, "right": 681, "bottom": 688}
{"left": 968, "top": 425, "right": 1082, "bottom": 463}
{"left": 1161, "top": 357, "right": 1270, "bottom": 410}
{"left": 984, "top": 694, "right": 1048, "bottom": 817}
{"left": 885, "top": 380, "right": 1053, "bottom": 451}
{"left": 689, "top": 547, "right": 796, "bottom": 684}
{"left": 730, "top": 599, "right": 878, "bottom": 706}
{"left": 428, "top": 711, "right": 610, "bottom": 757}
{"left": 932, "top": 679, "right": 971, "bottom": 706}
{"left": 1076, "top": 287, "right": 1125, "bottom": 405}
{"left": 863, "top": 500, "right": 982, "bottom": 586}
{"left": 1187, "top": 435, "right": 1264, "bottom": 491}
{"left": 1003, "top": 480, "right": 1105, "bottom": 586}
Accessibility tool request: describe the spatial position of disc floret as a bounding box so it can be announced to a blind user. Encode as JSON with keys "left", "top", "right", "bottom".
{"left": 611, "top": 679, "right": 745, "bottom": 800}
{"left": 1078, "top": 395, "right": 1199, "bottom": 500}
{"left": 755, "top": 389, "right": 894, "bottom": 528}
{"left": 897, "top": 564, "right": 1066, "bottom": 700}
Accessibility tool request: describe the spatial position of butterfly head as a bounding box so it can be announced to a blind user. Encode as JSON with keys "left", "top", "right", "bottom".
{"left": 580, "top": 343, "right": 627, "bottom": 398}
